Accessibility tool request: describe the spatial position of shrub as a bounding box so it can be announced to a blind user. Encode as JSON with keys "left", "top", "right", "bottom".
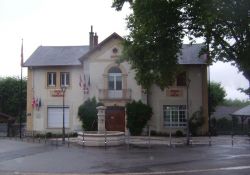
{"left": 78, "top": 97, "right": 103, "bottom": 131}
{"left": 126, "top": 100, "right": 152, "bottom": 135}
{"left": 189, "top": 108, "right": 205, "bottom": 136}
{"left": 175, "top": 130, "right": 184, "bottom": 137}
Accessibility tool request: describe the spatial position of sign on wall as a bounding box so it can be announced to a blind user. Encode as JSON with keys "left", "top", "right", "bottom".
{"left": 51, "top": 89, "right": 63, "bottom": 97}
{"left": 166, "top": 88, "right": 183, "bottom": 97}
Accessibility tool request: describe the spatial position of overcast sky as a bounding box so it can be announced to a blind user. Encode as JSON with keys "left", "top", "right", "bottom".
{"left": 0, "top": 0, "right": 249, "bottom": 100}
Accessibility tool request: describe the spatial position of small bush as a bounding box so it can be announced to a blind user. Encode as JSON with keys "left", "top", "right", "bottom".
{"left": 175, "top": 130, "right": 184, "bottom": 137}
{"left": 46, "top": 132, "right": 52, "bottom": 138}
{"left": 126, "top": 100, "right": 152, "bottom": 135}
{"left": 78, "top": 97, "right": 101, "bottom": 131}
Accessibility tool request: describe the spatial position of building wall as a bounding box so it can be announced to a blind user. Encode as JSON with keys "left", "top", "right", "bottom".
{"left": 27, "top": 66, "right": 83, "bottom": 132}
{"left": 83, "top": 38, "right": 144, "bottom": 106}
{"left": 149, "top": 65, "right": 208, "bottom": 134}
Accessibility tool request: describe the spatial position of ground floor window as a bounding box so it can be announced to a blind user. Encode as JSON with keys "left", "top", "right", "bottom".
{"left": 47, "top": 107, "right": 69, "bottom": 128}
{"left": 163, "top": 105, "right": 186, "bottom": 127}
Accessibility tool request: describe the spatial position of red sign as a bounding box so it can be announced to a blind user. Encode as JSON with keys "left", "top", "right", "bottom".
{"left": 166, "top": 89, "right": 183, "bottom": 97}
{"left": 51, "top": 89, "right": 63, "bottom": 97}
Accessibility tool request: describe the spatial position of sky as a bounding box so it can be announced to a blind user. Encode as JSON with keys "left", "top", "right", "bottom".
{"left": 0, "top": 0, "right": 249, "bottom": 100}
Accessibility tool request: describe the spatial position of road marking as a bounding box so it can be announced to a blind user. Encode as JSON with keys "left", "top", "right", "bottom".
{"left": 124, "top": 165, "right": 250, "bottom": 175}
{"left": 18, "top": 165, "right": 250, "bottom": 175}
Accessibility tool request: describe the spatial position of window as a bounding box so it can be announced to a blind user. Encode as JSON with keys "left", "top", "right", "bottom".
{"left": 60, "top": 72, "right": 70, "bottom": 86}
{"left": 47, "top": 72, "right": 56, "bottom": 87}
{"left": 47, "top": 107, "right": 69, "bottom": 128}
{"left": 176, "top": 72, "right": 186, "bottom": 86}
{"left": 108, "top": 67, "right": 122, "bottom": 91}
{"left": 108, "top": 67, "right": 122, "bottom": 98}
{"left": 163, "top": 105, "right": 186, "bottom": 127}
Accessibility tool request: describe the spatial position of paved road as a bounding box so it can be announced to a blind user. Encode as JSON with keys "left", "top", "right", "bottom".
{"left": 0, "top": 137, "right": 250, "bottom": 175}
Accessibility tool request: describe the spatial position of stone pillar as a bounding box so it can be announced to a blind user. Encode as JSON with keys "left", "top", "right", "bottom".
{"left": 96, "top": 106, "right": 106, "bottom": 133}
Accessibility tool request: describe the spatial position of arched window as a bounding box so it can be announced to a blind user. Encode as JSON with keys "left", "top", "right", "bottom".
{"left": 108, "top": 67, "right": 122, "bottom": 98}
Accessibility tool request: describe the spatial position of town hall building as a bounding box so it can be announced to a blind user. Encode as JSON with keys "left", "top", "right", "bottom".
{"left": 23, "top": 26, "right": 208, "bottom": 135}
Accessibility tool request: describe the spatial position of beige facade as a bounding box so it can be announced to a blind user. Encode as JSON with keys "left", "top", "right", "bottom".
{"left": 24, "top": 31, "right": 208, "bottom": 135}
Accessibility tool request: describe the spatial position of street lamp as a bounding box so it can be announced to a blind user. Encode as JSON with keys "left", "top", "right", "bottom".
{"left": 61, "top": 86, "right": 67, "bottom": 144}
{"left": 186, "top": 77, "right": 191, "bottom": 145}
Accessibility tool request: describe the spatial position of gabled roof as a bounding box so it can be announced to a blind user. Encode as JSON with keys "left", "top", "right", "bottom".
{"left": 24, "top": 32, "right": 207, "bottom": 67}
{"left": 23, "top": 46, "right": 89, "bottom": 67}
{"left": 79, "top": 32, "right": 123, "bottom": 62}
{"left": 231, "top": 105, "right": 250, "bottom": 117}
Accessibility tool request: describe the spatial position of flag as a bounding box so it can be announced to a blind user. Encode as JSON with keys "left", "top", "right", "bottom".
{"left": 21, "top": 39, "right": 23, "bottom": 67}
{"left": 83, "top": 74, "right": 86, "bottom": 90}
{"left": 79, "top": 75, "right": 83, "bottom": 89}
{"left": 88, "top": 74, "right": 91, "bottom": 87}
{"left": 32, "top": 97, "right": 36, "bottom": 108}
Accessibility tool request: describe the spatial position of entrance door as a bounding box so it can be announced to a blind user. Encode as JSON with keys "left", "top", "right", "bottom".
{"left": 105, "top": 107, "right": 125, "bottom": 132}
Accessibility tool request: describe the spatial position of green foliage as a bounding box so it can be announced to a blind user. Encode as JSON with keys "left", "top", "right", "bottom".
{"left": 209, "top": 82, "right": 226, "bottom": 115}
{"left": 0, "top": 77, "right": 27, "bottom": 120}
{"left": 113, "top": 0, "right": 250, "bottom": 92}
{"left": 189, "top": 108, "right": 205, "bottom": 136}
{"left": 114, "top": 0, "right": 185, "bottom": 89}
{"left": 222, "top": 99, "right": 250, "bottom": 107}
{"left": 175, "top": 130, "right": 184, "bottom": 137}
{"left": 126, "top": 100, "right": 152, "bottom": 135}
{"left": 78, "top": 97, "right": 102, "bottom": 131}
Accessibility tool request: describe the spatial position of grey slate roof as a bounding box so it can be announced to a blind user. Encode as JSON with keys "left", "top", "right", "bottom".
{"left": 23, "top": 46, "right": 89, "bottom": 67}
{"left": 23, "top": 34, "right": 206, "bottom": 67}
{"left": 179, "top": 44, "right": 206, "bottom": 64}
{"left": 211, "top": 106, "right": 241, "bottom": 119}
{"left": 231, "top": 105, "right": 250, "bottom": 117}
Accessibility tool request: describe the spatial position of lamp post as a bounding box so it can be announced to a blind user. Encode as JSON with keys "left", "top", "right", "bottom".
{"left": 186, "top": 77, "right": 191, "bottom": 145}
{"left": 61, "top": 86, "right": 66, "bottom": 144}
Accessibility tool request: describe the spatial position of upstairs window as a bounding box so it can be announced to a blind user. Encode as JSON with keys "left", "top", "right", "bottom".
{"left": 60, "top": 72, "right": 70, "bottom": 87}
{"left": 176, "top": 72, "right": 186, "bottom": 86}
{"left": 108, "top": 67, "right": 122, "bottom": 91}
{"left": 47, "top": 72, "right": 56, "bottom": 87}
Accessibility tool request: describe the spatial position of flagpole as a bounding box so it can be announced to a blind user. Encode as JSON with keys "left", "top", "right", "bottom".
{"left": 19, "top": 38, "right": 23, "bottom": 138}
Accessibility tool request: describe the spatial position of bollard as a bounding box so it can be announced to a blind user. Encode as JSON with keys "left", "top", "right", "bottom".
{"left": 56, "top": 137, "right": 58, "bottom": 148}
{"left": 44, "top": 133, "right": 47, "bottom": 144}
{"left": 104, "top": 130, "right": 107, "bottom": 149}
{"left": 209, "top": 133, "right": 212, "bottom": 146}
{"left": 67, "top": 133, "right": 70, "bottom": 148}
{"left": 127, "top": 132, "right": 130, "bottom": 150}
{"left": 148, "top": 125, "right": 151, "bottom": 148}
{"left": 32, "top": 131, "right": 35, "bottom": 143}
{"left": 82, "top": 131, "right": 85, "bottom": 148}
{"left": 231, "top": 134, "right": 234, "bottom": 146}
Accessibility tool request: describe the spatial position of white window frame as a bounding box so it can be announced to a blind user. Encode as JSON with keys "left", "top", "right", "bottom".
{"left": 47, "top": 72, "right": 56, "bottom": 87}
{"left": 163, "top": 105, "right": 186, "bottom": 127}
{"left": 60, "top": 72, "right": 70, "bottom": 87}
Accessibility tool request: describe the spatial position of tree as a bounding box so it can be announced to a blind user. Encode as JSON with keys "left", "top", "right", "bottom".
{"left": 113, "top": 0, "right": 186, "bottom": 89}
{"left": 0, "top": 77, "right": 26, "bottom": 120}
{"left": 209, "top": 82, "right": 226, "bottom": 115}
{"left": 78, "top": 97, "right": 103, "bottom": 131}
{"left": 112, "top": 0, "right": 250, "bottom": 92}
{"left": 185, "top": 0, "right": 250, "bottom": 93}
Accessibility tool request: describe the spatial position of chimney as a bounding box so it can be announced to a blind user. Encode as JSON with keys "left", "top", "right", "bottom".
{"left": 89, "top": 25, "right": 94, "bottom": 50}
{"left": 93, "top": 33, "right": 98, "bottom": 47}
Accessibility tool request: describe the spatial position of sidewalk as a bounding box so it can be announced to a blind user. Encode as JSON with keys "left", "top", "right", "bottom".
{"left": 68, "top": 135, "right": 250, "bottom": 147}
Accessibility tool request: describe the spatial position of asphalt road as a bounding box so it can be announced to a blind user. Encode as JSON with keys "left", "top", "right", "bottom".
{"left": 0, "top": 138, "right": 250, "bottom": 175}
